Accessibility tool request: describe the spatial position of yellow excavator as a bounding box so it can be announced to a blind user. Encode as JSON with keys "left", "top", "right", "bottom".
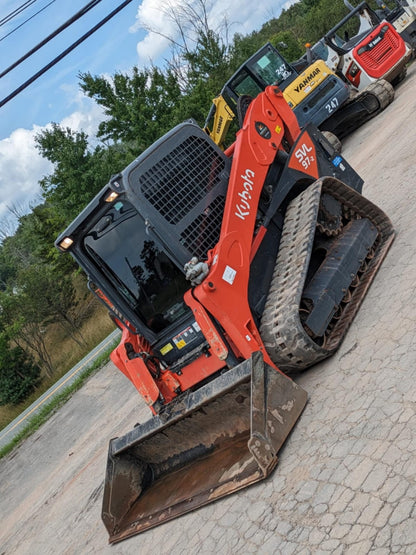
{"left": 205, "top": 42, "right": 394, "bottom": 150}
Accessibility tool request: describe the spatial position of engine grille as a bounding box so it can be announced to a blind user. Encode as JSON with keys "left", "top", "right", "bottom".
{"left": 357, "top": 27, "right": 400, "bottom": 72}
{"left": 305, "top": 77, "right": 337, "bottom": 109}
{"left": 140, "top": 136, "right": 227, "bottom": 225}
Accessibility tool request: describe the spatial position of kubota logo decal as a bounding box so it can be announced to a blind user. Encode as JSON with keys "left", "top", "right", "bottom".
{"left": 235, "top": 168, "right": 255, "bottom": 220}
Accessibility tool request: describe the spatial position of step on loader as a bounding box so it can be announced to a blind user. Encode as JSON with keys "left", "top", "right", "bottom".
{"left": 56, "top": 85, "right": 394, "bottom": 543}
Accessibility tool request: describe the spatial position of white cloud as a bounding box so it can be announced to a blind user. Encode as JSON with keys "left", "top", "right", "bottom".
{"left": 131, "top": 0, "right": 184, "bottom": 63}
{"left": 132, "top": 0, "right": 295, "bottom": 66}
{"left": 60, "top": 102, "right": 105, "bottom": 139}
{"left": 0, "top": 98, "right": 104, "bottom": 234}
{"left": 0, "top": 127, "right": 51, "bottom": 222}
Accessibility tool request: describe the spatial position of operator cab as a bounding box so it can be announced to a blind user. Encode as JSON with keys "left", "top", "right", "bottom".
{"left": 222, "top": 43, "right": 297, "bottom": 110}
{"left": 83, "top": 199, "right": 190, "bottom": 335}
{"left": 56, "top": 122, "right": 231, "bottom": 370}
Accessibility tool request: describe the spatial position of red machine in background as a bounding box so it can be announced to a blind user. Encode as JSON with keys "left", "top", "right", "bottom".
{"left": 307, "top": 1, "right": 411, "bottom": 89}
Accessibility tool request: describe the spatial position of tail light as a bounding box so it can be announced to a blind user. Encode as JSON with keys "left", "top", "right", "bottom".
{"left": 346, "top": 61, "right": 361, "bottom": 87}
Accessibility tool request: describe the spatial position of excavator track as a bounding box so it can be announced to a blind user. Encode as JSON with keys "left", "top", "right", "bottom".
{"left": 322, "top": 79, "right": 394, "bottom": 139}
{"left": 260, "top": 177, "right": 394, "bottom": 372}
{"left": 363, "top": 79, "right": 395, "bottom": 111}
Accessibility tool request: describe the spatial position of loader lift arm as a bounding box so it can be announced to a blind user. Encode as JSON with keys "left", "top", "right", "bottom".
{"left": 189, "top": 86, "right": 301, "bottom": 368}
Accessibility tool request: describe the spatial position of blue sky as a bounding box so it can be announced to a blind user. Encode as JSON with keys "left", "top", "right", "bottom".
{"left": 0, "top": 0, "right": 293, "bottom": 231}
{"left": 1, "top": 0, "right": 145, "bottom": 137}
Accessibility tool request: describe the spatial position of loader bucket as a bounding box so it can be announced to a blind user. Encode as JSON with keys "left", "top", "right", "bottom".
{"left": 102, "top": 352, "right": 307, "bottom": 543}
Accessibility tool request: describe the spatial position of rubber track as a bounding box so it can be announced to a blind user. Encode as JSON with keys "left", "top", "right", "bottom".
{"left": 359, "top": 79, "right": 394, "bottom": 112}
{"left": 326, "top": 79, "right": 394, "bottom": 139}
{"left": 260, "top": 177, "right": 394, "bottom": 373}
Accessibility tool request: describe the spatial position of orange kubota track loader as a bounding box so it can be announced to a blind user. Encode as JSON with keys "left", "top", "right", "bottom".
{"left": 56, "top": 86, "right": 394, "bottom": 543}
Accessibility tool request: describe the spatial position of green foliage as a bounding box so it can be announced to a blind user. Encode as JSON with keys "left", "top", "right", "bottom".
{"left": 0, "top": 332, "right": 41, "bottom": 405}
{"left": 1, "top": 203, "right": 75, "bottom": 279}
{"left": 270, "top": 31, "right": 305, "bottom": 62}
{"left": 0, "top": 245, "right": 17, "bottom": 290}
{"left": 228, "top": 32, "right": 264, "bottom": 70}
{"left": 184, "top": 29, "right": 229, "bottom": 88}
{"left": 79, "top": 67, "right": 182, "bottom": 152}
{"left": 301, "top": 0, "right": 350, "bottom": 43}
{"left": 0, "top": 285, "right": 54, "bottom": 377}
{"left": 35, "top": 125, "right": 119, "bottom": 221}
{"left": 25, "top": 203, "right": 75, "bottom": 271}
{"left": 258, "top": 1, "right": 309, "bottom": 46}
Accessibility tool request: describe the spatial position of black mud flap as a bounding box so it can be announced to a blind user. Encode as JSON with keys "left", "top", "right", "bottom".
{"left": 102, "top": 352, "right": 307, "bottom": 543}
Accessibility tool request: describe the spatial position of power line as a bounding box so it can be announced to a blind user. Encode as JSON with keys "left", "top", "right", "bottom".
{"left": 0, "top": 0, "right": 57, "bottom": 43}
{"left": 0, "top": 0, "right": 104, "bottom": 79}
{"left": 0, "top": 0, "right": 39, "bottom": 27}
{"left": 0, "top": 0, "right": 136, "bottom": 109}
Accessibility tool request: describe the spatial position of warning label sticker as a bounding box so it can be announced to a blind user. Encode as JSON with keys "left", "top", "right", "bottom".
{"left": 173, "top": 326, "right": 197, "bottom": 350}
{"left": 222, "top": 265, "right": 236, "bottom": 285}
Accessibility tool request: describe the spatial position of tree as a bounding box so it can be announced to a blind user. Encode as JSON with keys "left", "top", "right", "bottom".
{"left": 0, "top": 244, "right": 18, "bottom": 291}
{"left": 20, "top": 203, "right": 76, "bottom": 272}
{"left": 270, "top": 31, "right": 304, "bottom": 62}
{"left": 183, "top": 29, "right": 229, "bottom": 88}
{"left": 0, "top": 331, "right": 41, "bottom": 405}
{"left": 302, "top": 0, "right": 350, "bottom": 43}
{"left": 35, "top": 125, "right": 126, "bottom": 221}
{"left": 0, "top": 286, "right": 55, "bottom": 378}
{"left": 79, "top": 67, "right": 182, "bottom": 150}
{"left": 19, "top": 264, "right": 91, "bottom": 348}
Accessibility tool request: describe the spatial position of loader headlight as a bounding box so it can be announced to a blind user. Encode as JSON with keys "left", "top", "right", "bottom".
{"left": 105, "top": 191, "right": 119, "bottom": 203}
{"left": 59, "top": 237, "right": 74, "bottom": 250}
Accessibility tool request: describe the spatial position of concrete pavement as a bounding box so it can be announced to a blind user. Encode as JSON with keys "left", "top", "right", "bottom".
{"left": 0, "top": 63, "right": 415, "bottom": 554}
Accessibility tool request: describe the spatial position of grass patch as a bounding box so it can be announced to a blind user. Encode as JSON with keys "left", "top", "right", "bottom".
{"left": 0, "top": 337, "right": 119, "bottom": 460}
{"left": 0, "top": 296, "right": 116, "bottom": 430}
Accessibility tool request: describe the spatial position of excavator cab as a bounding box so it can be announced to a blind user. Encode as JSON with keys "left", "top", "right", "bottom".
{"left": 204, "top": 43, "right": 350, "bottom": 149}
{"left": 220, "top": 43, "right": 297, "bottom": 111}
{"left": 204, "top": 43, "right": 298, "bottom": 148}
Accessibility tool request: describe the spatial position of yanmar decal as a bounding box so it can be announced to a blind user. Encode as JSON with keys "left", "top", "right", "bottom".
{"left": 294, "top": 67, "right": 321, "bottom": 93}
{"left": 288, "top": 132, "right": 319, "bottom": 179}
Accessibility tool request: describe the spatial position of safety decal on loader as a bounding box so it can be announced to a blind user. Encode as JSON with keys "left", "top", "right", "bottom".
{"left": 222, "top": 265, "right": 237, "bottom": 285}
{"left": 332, "top": 155, "right": 344, "bottom": 169}
{"left": 160, "top": 343, "right": 173, "bottom": 355}
{"left": 173, "top": 326, "right": 198, "bottom": 349}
